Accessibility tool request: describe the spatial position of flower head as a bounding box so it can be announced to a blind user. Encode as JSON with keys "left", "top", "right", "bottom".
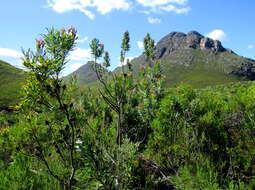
{"left": 68, "top": 26, "right": 77, "bottom": 36}
{"left": 36, "top": 39, "right": 45, "bottom": 48}
{"left": 99, "top": 44, "right": 104, "bottom": 49}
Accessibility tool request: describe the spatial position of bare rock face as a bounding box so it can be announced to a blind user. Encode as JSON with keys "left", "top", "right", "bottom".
{"left": 155, "top": 31, "right": 226, "bottom": 59}
{"left": 200, "top": 37, "right": 225, "bottom": 52}
{"left": 213, "top": 40, "right": 225, "bottom": 51}
{"left": 186, "top": 31, "right": 204, "bottom": 49}
{"left": 155, "top": 32, "right": 186, "bottom": 58}
{"left": 200, "top": 37, "right": 213, "bottom": 50}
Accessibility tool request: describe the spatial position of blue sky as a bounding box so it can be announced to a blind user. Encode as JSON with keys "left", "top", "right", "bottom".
{"left": 0, "top": 0, "right": 255, "bottom": 76}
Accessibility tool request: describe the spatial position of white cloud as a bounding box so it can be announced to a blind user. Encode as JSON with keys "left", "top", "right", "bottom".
{"left": 93, "top": 0, "right": 131, "bottom": 14}
{"left": 76, "top": 36, "right": 88, "bottom": 43}
{"left": 136, "top": 0, "right": 190, "bottom": 15}
{"left": 63, "top": 47, "right": 92, "bottom": 76}
{"left": 63, "top": 62, "right": 84, "bottom": 76}
{"left": 148, "top": 16, "right": 161, "bottom": 24}
{"left": 79, "top": 9, "right": 95, "bottom": 20}
{"left": 125, "top": 56, "right": 136, "bottom": 63}
{"left": 0, "top": 48, "right": 25, "bottom": 69}
{"left": 118, "top": 56, "right": 136, "bottom": 66}
{"left": 138, "top": 10, "right": 150, "bottom": 15}
{"left": 206, "top": 30, "right": 227, "bottom": 41}
{"left": 248, "top": 45, "right": 254, "bottom": 49}
{"left": 47, "top": 0, "right": 131, "bottom": 19}
{"left": 69, "top": 47, "right": 91, "bottom": 61}
{"left": 137, "top": 41, "right": 144, "bottom": 49}
{"left": 0, "top": 48, "right": 22, "bottom": 58}
{"left": 159, "top": 4, "right": 190, "bottom": 14}
{"left": 136, "top": 0, "right": 188, "bottom": 7}
{"left": 0, "top": 46, "right": 91, "bottom": 76}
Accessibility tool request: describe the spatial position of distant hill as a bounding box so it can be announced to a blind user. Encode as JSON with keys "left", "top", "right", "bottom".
{"left": 64, "top": 61, "right": 107, "bottom": 86}
{"left": 0, "top": 60, "right": 25, "bottom": 109}
{"left": 66, "top": 31, "right": 255, "bottom": 88}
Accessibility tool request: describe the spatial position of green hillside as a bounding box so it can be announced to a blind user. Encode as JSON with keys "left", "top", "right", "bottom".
{"left": 0, "top": 60, "right": 25, "bottom": 109}
{"left": 67, "top": 31, "right": 255, "bottom": 88}
{"left": 64, "top": 61, "right": 105, "bottom": 86}
{"left": 130, "top": 49, "right": 250, "bottom": 88}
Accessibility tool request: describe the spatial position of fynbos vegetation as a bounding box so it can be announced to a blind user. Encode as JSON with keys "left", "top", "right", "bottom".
{"left": 0, "top": 27, "right": 255, "bottom": 190}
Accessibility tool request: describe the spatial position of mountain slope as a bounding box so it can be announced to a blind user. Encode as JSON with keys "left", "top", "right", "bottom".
{"left": 125, "top": 31, "right": 255, "bottom": 88}
{"left": 0, "top": 60, "right": 25, "bottom": 109}
{"left": 66, "top": 31, "right": 255, "bottom": 88}
{"left": 64, "top": 61, "right": 105, "bottom": 86}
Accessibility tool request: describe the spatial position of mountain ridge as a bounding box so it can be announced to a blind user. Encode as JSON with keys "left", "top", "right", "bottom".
{"left": 66, "top": 30, "right": 255, "bottom": 87}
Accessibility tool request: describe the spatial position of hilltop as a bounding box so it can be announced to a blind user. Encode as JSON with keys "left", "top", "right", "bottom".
{"left": 0, "top": 60, "right": 25, "bottom": 109}
{"left": 64, "top": 61, "right": 106, "bottom": 85}
{"left": 67, "top": 31, "right": 255, "bottom": 88}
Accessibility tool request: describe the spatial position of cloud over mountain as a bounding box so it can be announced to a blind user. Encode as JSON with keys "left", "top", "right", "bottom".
{"left": 206, "top": 30, "right": 227, "bottom": 41}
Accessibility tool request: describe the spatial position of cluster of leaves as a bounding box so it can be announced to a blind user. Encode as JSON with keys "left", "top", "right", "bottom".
{"left": 0, "top": 27, "right": 164, "bottom": 190}
{"left": 146, "top": 84, "right": 255, "bottom": 189}
{"left": 88, "top": 30, "right": 165, "bottom": 189}
{"left": 0, "top": 27, "right": 255, "bottom": 190}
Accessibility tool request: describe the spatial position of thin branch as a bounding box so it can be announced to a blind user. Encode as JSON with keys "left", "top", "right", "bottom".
{"left": 33, "top": 131, "right": 62, "bottom": 183}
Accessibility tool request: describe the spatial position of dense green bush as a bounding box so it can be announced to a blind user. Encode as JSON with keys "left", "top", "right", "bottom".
{"left": 146, "top": 83, "right": 255, "bottom": 189}
{"left": 0, "top": 27, "right": 255, "bottom": 189}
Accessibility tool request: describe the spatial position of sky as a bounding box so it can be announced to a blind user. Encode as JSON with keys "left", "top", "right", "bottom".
{"left": 0, "top": 0, "right": 255, "bottom": 76}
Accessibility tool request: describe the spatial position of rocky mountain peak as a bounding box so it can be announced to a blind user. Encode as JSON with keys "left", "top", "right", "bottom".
{"left": 187, "top": 31, "right": 204, "bottom": 37}
{"left": 155, "top": 31, "right": 225, "bottom": 59}
{"left": 200, "top": 38, "right": 225, "bottom": 52}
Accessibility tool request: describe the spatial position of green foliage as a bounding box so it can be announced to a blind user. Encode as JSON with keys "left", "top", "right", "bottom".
{"left": 170, "top": 156, "right": 220, "bottom": 190}
{"left": 0, "top": 60, "right": 25, "bottom": 109}
{"left": 143, "top": 33, "right": 156, "bottom": 61}
{"left": 0, "top": 154, "right": 59, "bottom": 190}
{"left": 146, "top": 83, "right": 255, "bottom": 189}
{"left": 88, "top": 30, "right": 164, "bottom": 189}
{"left": 1, "top": 27, "right": 255, "bottom": 190}
{"left": 17, "top": 26, "right": 83, "bottom": 190}
{"left": 129, "top": 49, "right": 248, "bottom": 89}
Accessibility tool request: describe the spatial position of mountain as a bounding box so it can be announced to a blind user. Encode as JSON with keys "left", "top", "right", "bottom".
{"left": 66, "top": 31, "right": 255, "bottom": 88}
{"left": 0, "top": 60, "right": 25, "bottom": 109}
{"left": 64, "top": 61, "right": 106, "bottom": 86}
{"left": 129, "top": 31, "right": 255, "bottom": 87}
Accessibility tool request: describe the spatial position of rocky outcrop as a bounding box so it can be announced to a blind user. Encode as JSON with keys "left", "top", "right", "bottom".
{"left": 155, "top": 31, "right": 225, "bottom": 59}
{"left": 155, "top": 32, "right": 186, "bottom": 58}
{"left": 230, "top": 62, "right": 255, "bottom": 80}
{"left": 186, "top": 31, "right": 204, "bottom": 49}
{"left": 200, "top": 38, "right": 225, "bottom": 52}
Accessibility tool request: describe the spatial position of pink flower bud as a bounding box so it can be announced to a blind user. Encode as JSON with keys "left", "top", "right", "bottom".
{"left": 99, "top": 44, "right": 104, "bottom": 49}
{"left": 36, "top": 39, "right": 45, "bottom": 48}
{"left": 68, "top": 26, "right": 77, "bottom": 35}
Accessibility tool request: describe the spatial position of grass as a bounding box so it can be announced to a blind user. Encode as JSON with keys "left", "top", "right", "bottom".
{"left": 0, "top": 60, "right": 25, "bottom": 109}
